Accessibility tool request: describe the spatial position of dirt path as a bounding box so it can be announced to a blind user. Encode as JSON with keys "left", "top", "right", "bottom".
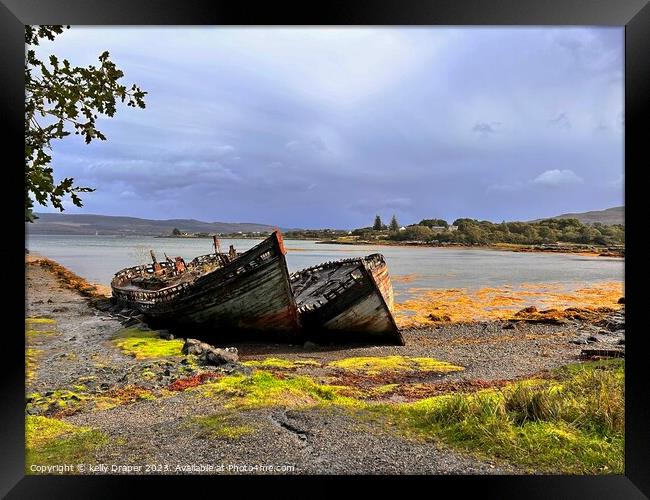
{"left": 25, "top": 259, "right": 616, "bottom": 475}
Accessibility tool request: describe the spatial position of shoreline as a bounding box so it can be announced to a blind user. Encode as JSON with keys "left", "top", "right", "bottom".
{"left": 26, "top": 252, "right": 112, "bottom": 298}
{"left": 314, "top": 239, "right": 624, "bottom": 258}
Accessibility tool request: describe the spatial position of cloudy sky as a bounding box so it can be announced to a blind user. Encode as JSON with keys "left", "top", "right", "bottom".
{"left": 36, "top": 27, "right": 624, "bottom": 228}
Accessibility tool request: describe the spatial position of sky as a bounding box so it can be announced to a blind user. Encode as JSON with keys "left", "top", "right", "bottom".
{"left": 35, "top": 27, "right": 624, "bottom": 229}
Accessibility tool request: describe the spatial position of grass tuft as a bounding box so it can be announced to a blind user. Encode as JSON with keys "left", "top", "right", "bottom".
{"left": 391, "top": 359, "right": 624, "bottom": 474}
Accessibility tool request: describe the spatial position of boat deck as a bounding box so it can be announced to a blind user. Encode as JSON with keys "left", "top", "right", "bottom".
{"left": 119, "top": 271, "right": 197, "bottom": 292}
{"left": 291, "top": 260, "right": 364, "bottom": 310}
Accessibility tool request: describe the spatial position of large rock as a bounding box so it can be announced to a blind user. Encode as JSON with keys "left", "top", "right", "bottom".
{"left": 200, "top": 348, "right": 238, "bottom": 366}
{"left": 182, "top": 338, "right": 239, "bottom": 366}
{"left": 157, "top": 329, "right": 174, "bottom": 340}
{"left": 596, "top": 308, "right": 625, "bottom": 332}
{"left": 182, "top": 338, "right": 205, "bottom": 355}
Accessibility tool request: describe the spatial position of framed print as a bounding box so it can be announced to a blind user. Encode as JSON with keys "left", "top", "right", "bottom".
{"left": 1, "top": 0, "right": 648, "bottom": 497}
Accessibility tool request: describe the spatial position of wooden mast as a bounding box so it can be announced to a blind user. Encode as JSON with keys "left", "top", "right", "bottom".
{"left": 213, "top": 235, "right": 222, "bottom": 254}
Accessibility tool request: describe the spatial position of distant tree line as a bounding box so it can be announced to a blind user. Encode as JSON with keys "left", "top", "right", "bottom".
{"left": 354, "top": 216, "right": 624, "bottom": 246}
{"left": 396, "top": 218, "right": 623, "bottom": 246}
{"left": 283, "top": 229, "right": 349, "bottom": 239}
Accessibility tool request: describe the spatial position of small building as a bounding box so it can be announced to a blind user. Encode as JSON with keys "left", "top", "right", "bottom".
{"left": 448, "top": 225, "right": 458, "bottom": 232}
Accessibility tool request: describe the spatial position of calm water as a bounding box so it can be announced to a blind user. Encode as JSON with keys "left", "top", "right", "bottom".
{"left": 26, "top": 235, "right": 624, "bottom": 299}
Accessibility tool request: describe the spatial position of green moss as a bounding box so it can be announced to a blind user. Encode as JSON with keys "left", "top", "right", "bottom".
{"left": 112, "top": 328, "right": 184, "bottom": 359}
{"left": 26, "top": 329, "right": 56, "bottom": 338}
{"left": 26, "top": 416, "right": 80, "bottom": 448}
{"left": 27, "top": 389, "right": 88, "bottom": 415}
{"left": 368, "top": 383, "right": 400, "bottom": 397}
{"left": 27, "top": 384, "right": 159, "bottom": 414}
{"left": 184, "top": 354, "right": 199, "bottom": 367}
{"left": 25, "top": 317, "right": 56, "bottom": 325}
{"left": 25, "top": 348, "right": 40, "bottom": 383}
{"left": 243, "top": 357, "right": 321, "bottom": 369}
{"left": 188, "top": 413, "right": 255, "bottom": 439}
{"left": 25, "top": 416, "right": 108, "bottom": 473}
{"left": 328, "top": 356, "right": 464, "bottom": 375}
{"left": 200, "top": 370, "right": 362, "bottom": 409}
{"left": 25, "top": 318, "right": 56, "bottom": 379}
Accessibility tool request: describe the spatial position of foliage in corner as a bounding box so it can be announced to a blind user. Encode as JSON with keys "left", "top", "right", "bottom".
{"left": 25, "top": 25, "right": 147, "bottom": 222}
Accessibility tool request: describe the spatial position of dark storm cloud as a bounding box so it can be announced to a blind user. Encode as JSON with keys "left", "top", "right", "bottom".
{"left": 38, "top": 27, "right": 624, "bottom": 227}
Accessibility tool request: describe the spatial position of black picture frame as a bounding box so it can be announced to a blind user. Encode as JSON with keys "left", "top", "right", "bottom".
{"left": 2, "top": 0, "right": 648, "bottom": 497}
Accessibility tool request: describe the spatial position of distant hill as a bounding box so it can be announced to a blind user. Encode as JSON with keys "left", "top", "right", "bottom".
{"left": 532, "top": 206, "right": 624, "bottom": 225}
{"left": 26, "top": 213, "right": 289, "bottom": 236}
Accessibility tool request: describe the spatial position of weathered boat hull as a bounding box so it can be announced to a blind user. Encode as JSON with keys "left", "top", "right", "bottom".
{"left": 291, "top": 254, "right": 404, "bottom": 345}
{"left": 111, "top": 231, "right": 299, "bottom": 338}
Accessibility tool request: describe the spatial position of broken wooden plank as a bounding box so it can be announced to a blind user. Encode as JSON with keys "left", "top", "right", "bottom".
{"left": 580, "top": 348, "right": 625, "bottom": 359}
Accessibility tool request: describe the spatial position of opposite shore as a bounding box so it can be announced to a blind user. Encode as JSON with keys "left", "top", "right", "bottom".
{"left": 154, "top": 235, "right": 624, "bottom": 258}
{"left": 314, "top": 238, "right": 625, "bottom": 258}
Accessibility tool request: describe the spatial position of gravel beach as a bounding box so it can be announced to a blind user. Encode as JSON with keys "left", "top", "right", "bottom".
{"left": 25, "top": 258, "right": 623, "bottom": 475}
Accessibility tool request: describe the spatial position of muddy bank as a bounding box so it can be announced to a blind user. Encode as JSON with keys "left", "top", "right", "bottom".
{"left": 24, "top": 257, "right": 623, "bottom": 475}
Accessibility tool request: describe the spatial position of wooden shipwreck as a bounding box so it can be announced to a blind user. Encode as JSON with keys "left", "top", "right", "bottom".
{"left": 111, "top": 231, "right": 403, "bottom": 345}
{"left": 111, "top": 231, "right": 299, "bottom": 338}
{"left": 290, "top": 254, "right": 404, "bottom": 345}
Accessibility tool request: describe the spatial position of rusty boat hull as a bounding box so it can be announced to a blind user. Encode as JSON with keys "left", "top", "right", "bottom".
{"left": 111, "top": 231, "right": 299, "bottom": 338}
{"left": 290, "top": 254, "right": 404, "bottom": 345}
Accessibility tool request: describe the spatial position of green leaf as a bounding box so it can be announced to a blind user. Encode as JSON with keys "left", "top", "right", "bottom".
{"left": 25, "top": 26, "right": 147, "bottom": 222}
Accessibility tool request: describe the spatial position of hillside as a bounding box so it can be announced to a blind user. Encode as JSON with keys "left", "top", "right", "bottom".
{"left": 533, "top": 206, "right": 624, "bottom": 225}
{"left": 26, "top": 213, "right": 285, "bottom": 236}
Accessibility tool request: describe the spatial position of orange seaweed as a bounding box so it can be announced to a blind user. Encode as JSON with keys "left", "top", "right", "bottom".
{"left": 394, "top": 281, "right": 623, "bottom": 328}
{"left": 26, "top": 256, "right": 110, "bottom": 298}
{"left": 167, "top": 372, "right": 222, "bottom": 391}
